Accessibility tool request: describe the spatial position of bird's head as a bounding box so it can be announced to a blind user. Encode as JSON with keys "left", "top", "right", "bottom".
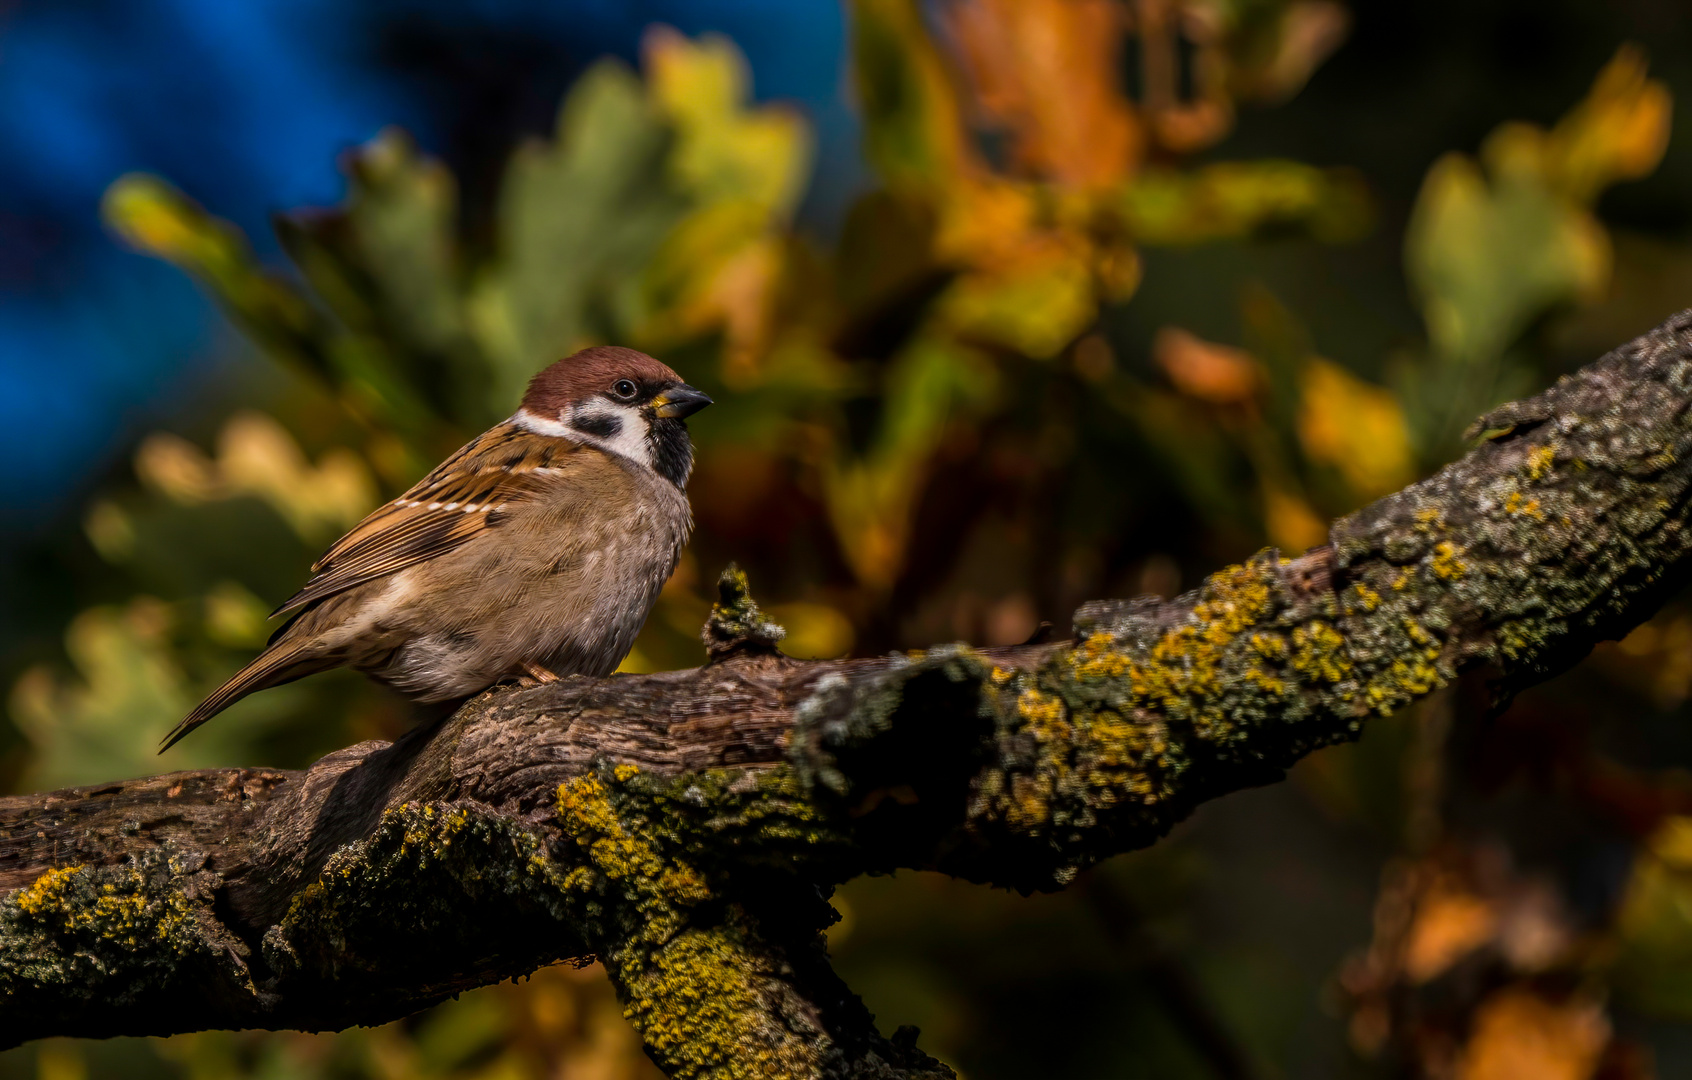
{"left": 516, "top": 346, "right": 713, "bottom": 487}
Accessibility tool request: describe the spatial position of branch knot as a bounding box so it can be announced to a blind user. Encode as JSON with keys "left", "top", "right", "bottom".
{"left": 701, "top": 564, "right": 786, "bottom": 662}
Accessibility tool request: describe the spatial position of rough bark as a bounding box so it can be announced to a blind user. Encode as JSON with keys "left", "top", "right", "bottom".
{"left": 7, "top": 312, "right": 1692, "bottom": 1077}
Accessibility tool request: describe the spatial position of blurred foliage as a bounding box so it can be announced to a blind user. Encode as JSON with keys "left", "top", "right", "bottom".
{"left": 1400, "top": 44, "right": 1673, "bottom": 460}
{"left": 9, "top": 0, "right": 1692, "bottom": 1077}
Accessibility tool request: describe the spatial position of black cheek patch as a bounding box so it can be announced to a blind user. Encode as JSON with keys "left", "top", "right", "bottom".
{"left": 572, "top": 413, "right": 622, "bottom": 440}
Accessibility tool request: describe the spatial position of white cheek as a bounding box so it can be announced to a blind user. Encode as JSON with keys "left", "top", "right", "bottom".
{"left": 569, "top": 401, "right": 653, "bottom": 467}
{"left": 512, "top": 408, "right": 571, "bottom": 437}
{"left": 513, "top": 404, "right": 653, "bottom": 467}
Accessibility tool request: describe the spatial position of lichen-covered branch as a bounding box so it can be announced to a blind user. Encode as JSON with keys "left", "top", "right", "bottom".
{"left": 7, "top": 313, "right": 1692, "bottom": 1078}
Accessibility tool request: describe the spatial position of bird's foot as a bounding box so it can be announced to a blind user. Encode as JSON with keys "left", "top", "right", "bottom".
{"left": 515, "top": 661, "right": 561, "bottom": 688}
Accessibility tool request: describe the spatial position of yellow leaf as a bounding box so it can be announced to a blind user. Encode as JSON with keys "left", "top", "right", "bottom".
{"left": 641, "top": 202, "right": 787, "bottom": 383}
{"left": 938, "top": 245, "right": 1096, "bottom": 359}
{"left": 931, "top": 175, "right": 1039, "bottom": 268}
{"left": 1607, "top": 815, "right": 1692, "bottom": 1016}
{"left": 637, "top": 29, "right": 811, "bottom": 380}
{"left": 823, "top": 339, "right": 995, "bottom": 588}
{"left": 135, "top": 431, "right": 222, "bottom": 504}
{"left": 102, "top": 173, "right": 246, "bottom": 278}
{"left": 1121, "top": 161, "right": 1371, "bottom": 246}
{"left": 1298, "top": 357, "right": 1416, "bottom": 498}
{"left": 135, "top": 412, "right": 376, "bottom": 542}
{"left": 1650, "top": 815, "right": 1692, "bottom": 867}
{"left": 1407, "top": 151, "right": 1611, "bottom": 366}
{"left": 1406, "top": 49, "right": 1670, "bottom": 371}
{"left": 204, "top": 581, "right": 272, "bottom": 648}
{"left": 644, "top": 26, "right": 811, "bottom": 215}
{"left": 769, "top": 603, "right": 856, "bottom": 660}
{"left": 83, "top": 501, "right": 136, "bottom": 563}
{"left": 1264, "top": 488, "right": 1327, "bottom": 553}
{"left": 9, "top": 600, "right": 191, "bottom": 788}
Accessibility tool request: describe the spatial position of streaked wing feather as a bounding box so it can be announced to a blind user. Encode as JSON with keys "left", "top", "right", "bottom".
{"left": 272, "top": 424, "right": 580, "bottom": 615}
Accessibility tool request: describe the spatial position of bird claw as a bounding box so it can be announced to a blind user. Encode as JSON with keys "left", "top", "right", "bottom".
{"left": 515, "top": 661, "right": 560, "bottom": 688}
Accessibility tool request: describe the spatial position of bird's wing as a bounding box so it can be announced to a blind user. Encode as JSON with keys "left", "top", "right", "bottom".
{"left": 272, "top": 422, "right": 586, "bottom": 616}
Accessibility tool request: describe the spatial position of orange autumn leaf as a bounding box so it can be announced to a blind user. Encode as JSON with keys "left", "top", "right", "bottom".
{"left": 945, "top": 0, "right": 1142, "bottom": 187}
{"left": 1403, "top": 880, "right": 1498, "bottom": 983}
{"left": 1153, "top": 326, "right": 1264, "bottom": 404}
{"left": 1457, "top": 988, "right": 1610, "bottom": 1080}
{"left": 1544, "top": 44, "right": 1672, "bottom": 204}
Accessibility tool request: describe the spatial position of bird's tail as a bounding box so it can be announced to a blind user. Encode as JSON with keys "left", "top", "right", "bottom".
{"left": 161, "top": 640, "right": 332, "bottom": 753}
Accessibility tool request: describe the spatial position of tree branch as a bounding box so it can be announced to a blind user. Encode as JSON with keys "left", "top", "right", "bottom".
{"left": 8, "top": 312, "right": 1692, "bottom": 1077}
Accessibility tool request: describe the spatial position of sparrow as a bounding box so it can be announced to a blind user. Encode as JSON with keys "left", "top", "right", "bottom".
{"left": 163, "top": 345, "right": 712, "bottom": 751}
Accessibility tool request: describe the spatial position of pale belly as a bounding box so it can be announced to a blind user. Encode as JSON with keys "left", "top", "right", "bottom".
{"left": 348, "top": 513, "right": 682, "bottom": 702}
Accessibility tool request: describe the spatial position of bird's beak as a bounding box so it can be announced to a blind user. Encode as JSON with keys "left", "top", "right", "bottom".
{"left": 652, "top": 384, "right": 714, "bottom": 419}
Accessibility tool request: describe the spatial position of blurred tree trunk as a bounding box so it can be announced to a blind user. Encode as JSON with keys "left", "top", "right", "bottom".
{"left": 7, "top": 313, "right": 1692, "bottom": 1080}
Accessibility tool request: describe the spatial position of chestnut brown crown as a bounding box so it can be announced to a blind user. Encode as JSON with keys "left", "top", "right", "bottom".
{"left": 521, "top": 346, "right": 685, "bottom": 416}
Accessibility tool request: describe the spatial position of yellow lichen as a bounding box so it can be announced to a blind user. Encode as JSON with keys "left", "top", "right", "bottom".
{"left": 1496, "top": 620, "right": 1545, "bottom": 661}
{"left": 1504, "top": 491, "right": 1543, "bottom": 519}
{"left": 1079, "top": 706, "right": 1175, "bottom": 807}
{"left": 558, "top": 776, "right": 624, "bottom": 841}
{"left": 1251, "top": 632, "right": 1288, "bottom": 661}
{"left": 1073, "top": 632, "right": 1131, "bottom": 679}
{"left": 1392, "top": 567, "right": 1413, "bottom": 591}
{"left": 1351, "top": 582, "right": 1382, "bottom": 612}
{"left": 13, "top": 866, "right": 85, "bottom": 917}
{"left": 10, "top": 862, "right": 193, "bottom": 950}
{"left": 1526, "top": 445, "right": 1555, "bottom": 480}
{"left": 1137, "top": 561, "right": 1274, "bottom": 703}
{"left": 1017, "top": 686, "right": 1070, "bottom": 741}
{"left": 555, "top": 775, "right": 715, "bottom": 936}
{"left": 1291, "top": 622, "right": 1350, "bottom": 684}
{"left": 615, "top": 925, "right": 817, "bottom": 1080}
{"left": 553, "top": 772, "right": 836, "bottom": 1077}
{"left": 1431, "top": 541, "right": 1467, "bottom": 581}
{"left": 658, "top": 865, "right": 712, "bottom": 905}
{"left": 1007, "top": 774, "right": 1052, "bottom": 829}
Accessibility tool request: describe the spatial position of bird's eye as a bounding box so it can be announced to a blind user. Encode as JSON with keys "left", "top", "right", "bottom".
{"left": 611, "top": 379, "right": 638, "bottom": 400}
